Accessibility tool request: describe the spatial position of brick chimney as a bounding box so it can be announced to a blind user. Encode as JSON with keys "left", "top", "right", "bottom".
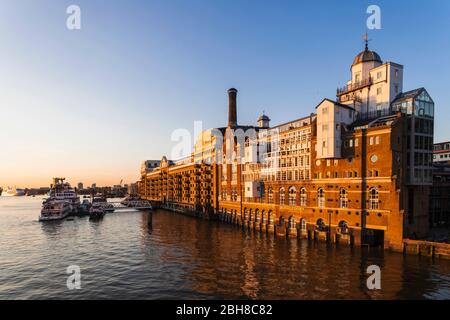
{"left": 228, "top": 88, "right": 238, "bottom": 127}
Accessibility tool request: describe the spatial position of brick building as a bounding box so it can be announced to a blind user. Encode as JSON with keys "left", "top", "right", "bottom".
{"left": 139, "top": 44, "right": 435, "bottom": 251}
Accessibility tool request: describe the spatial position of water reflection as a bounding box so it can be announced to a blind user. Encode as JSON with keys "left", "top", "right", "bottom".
{"left": 1, "top": 197, "right": 450, "bottom": 300}
{"left": 141, "top": 209, "right": 450, "bottom": 299}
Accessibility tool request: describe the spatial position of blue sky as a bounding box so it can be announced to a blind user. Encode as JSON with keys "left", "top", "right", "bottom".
{"left": 0, "top": 0, "right": 449, "bottom": 187}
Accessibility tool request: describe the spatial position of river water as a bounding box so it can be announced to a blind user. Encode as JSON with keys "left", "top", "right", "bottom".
{"left": 0, "top": 196, "right": 449, "bottom": 300}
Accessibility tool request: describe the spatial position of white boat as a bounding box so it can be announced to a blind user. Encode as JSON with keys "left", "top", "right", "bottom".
{"left": 45, "top": 178, "right": 80, "bottom": 212}
{"left": 39, "top": 200, "right": 72, "bottom": 221}
{"left": 2, "top": 187, "right": 25, "bottom": 197}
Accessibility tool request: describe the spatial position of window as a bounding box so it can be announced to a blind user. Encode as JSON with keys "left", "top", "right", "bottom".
{"left": 339, "top": 189, "right": 348, "bottom": 208}
{"left": 317, "top": 188, "right": 325, "bottom": 208}
{"left": 279, "top": 188, "right": 285, "bottom": 205}
{"left": 322, "top": 107, "right": 328, "bottom": 115}
{"left": 375, "top": 136, "right": 380, "bottom": 145}
{"left": 300, "top": 218, "right": 307, "bottom": 231}
{"left": 316, "top": 218, "right": 326, "bottom": 231}
{"left": 288, "top": 187, "right": 297, "bottom": 206}
{"left": 268, "top": 188, "right": 273, "bottom": 204}
{"left": 369, "top": 137, "right": 374, "bottom": 145}
{"left": 377, "top": 87, "right": 382, "bottom": 95}
{"left": 395, "top": 69, "right": 399, "bottom": 78}
{"left": 300, "top": 188, "right": 307, "bottom": 206}
{"left": 377, "top": 71, "right": 382, "bottom": 79}
{"left": 369, "top": 188, "right": 379, "bottom": 210}
{"left": 338, "top": 221, "right": 349, "bottom": 234}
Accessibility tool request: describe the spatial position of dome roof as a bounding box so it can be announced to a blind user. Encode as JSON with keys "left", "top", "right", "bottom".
{"left": 258, "top": 114, "right": 270, "bottom": 121}
{"left": 352, "top": 46, "right": 382, "bottom": 66}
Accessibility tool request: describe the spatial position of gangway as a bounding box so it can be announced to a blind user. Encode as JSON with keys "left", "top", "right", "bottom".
{"left": 105, "top": 200, "right": 153, "bottom": 211}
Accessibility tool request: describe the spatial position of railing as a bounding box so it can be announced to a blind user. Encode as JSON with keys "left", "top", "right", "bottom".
{"left": 337, "top": 77, "right": 372, "bottom": 96}
{"left": 355, "top": 108, "right": 395, "bottom": 122}
{"left": 339, "top": 94, "right": 362, "bottom": 104}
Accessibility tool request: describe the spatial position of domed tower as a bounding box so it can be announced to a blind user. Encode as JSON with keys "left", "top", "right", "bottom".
{"left": 257, "top": 113, "right": 270, "bottom": 128}
{"left": 337, "top": 35, "right": 403, "bottom": 118}
{"left": 350, "top": 38, "right": 382, "bottom": 85}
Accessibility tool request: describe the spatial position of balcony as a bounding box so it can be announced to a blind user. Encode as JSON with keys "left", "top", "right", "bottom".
{"left": 337, "top": 77, "right": 372, "bottom": 96}
{"left": 339, "top": 93, "right": 362, "bottom": 104}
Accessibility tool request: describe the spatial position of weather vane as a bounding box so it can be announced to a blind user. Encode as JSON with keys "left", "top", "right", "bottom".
{"left": 363, "top": 32, "right": 371, "bottom": 50}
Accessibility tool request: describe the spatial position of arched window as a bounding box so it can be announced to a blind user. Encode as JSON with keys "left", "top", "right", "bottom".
{"left": 300, "top": 218, "right": 307, "bottom": 231}
{"left": 369, "top": 188, "right": 379, "bottom": 210}
{"left": 339, "top": 188, "right": 348, "bottom": 208}
{"left": 316, "top": 218, "right": 326, "bottom": 231}
{"left": 279, "top": 188, "right": 285, "bottom": 205}
{"left": 267, "top": 210, "right": 273, "bottom": 225}
{"left": 300, "top": 187, "right": 307, "bottom": 206}
{"left": 317, "top": 188, "right": 325, "bottom": 208}
{"left": 268, "top": 187, "right": 273, "bottom": 204}
{"left": 255, "top": 209, "right": 260, "bottom": 222}
{"left": 338, "top": 221, "right": 349, "bottom": 234}
{"left": 261, "top": 210, "right": 266, "bottom": 224}
{"left": 288, "top": 216, "right": 296, "bottom": 229}
{"left": 288, "top": 186, "right": 297, "bottom": 206}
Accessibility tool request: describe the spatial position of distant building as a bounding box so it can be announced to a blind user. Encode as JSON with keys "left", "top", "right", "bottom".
{"left": 128, "top": 183, "right": 139, "bottom": 196}
{"left": 77, "top": 183, "right": 84, "bottom": 190}
{"left": 141, "top": 160, "right": 163, "bottom": 174}
{"left": 91, "top": 183, "right": 96, "bottom": 189}
{"left": 433, "top": 141, "right": 450, "bottom": 164}
{"left": 430, "top": 143, "right": 450, "bottom": 228}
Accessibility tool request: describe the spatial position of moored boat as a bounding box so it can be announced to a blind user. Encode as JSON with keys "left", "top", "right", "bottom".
{"left": 39, "top": 200, "right": 72, "bottom": 221}
{"left": 2, "top": 187, "right": 25, "bottom": 197}
{"left": 93, "top": 197, "right": 115, "bottom": 213}
{"left": 46, "top": 178, "right": 80, "bottom": 213}
{"left": 89, "top": 203, "right": 106, "bottom": 220}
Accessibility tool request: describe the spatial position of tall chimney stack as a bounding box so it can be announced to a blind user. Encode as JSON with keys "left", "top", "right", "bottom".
{"left": 228, "top": 88, "right": 238, "bottom": 127}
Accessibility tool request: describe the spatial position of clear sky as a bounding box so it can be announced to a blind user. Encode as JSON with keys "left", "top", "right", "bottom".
{"left": 1, "top": 0, "right": 449, "bottom": 188}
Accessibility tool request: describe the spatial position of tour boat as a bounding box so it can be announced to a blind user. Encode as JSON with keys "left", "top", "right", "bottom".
{"left": 89, "top": 203, "right": 106, "bottom": 220}
{"left": 46, "top": 178, "right": 80, "bottom": 212}
{"left": 39, "top": 200, "right": 72, "bottom": 221}
{"left": 2, "top": 187, "right": 25, "bottom": 197}
{"left": 92, "top": 197, "right": 115, "bottom": 213}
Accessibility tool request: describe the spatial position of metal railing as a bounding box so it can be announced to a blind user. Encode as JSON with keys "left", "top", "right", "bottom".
{"left": 337, "top": 77, "right": 372, "bottom": 96}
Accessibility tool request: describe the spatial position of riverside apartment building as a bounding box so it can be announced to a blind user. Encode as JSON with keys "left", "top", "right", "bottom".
{"left": 139, "top": 43, "right": 435, "bottom": 251}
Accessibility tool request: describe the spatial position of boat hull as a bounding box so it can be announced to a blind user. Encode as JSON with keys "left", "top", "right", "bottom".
{"left": 39, "top": 210, "right": 71, "bottom": 222}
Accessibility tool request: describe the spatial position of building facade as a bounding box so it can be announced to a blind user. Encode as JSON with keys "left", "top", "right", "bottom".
{"left": 139, "top": 44, "right": 435, "bottom": 251}
{"left": 433, "top": 141, "right": 450, "bottom": 164}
